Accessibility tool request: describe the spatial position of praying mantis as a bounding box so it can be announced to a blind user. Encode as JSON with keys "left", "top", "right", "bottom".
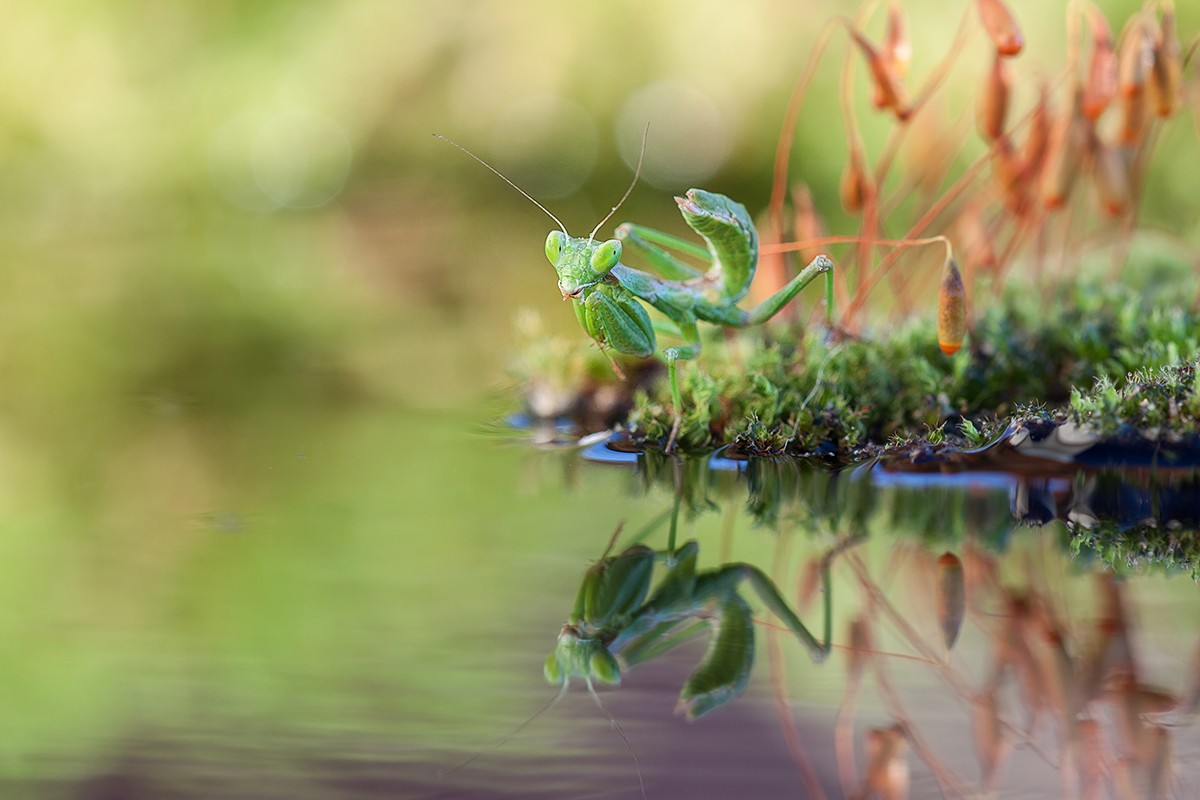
{"left": 437, "top": 134, "right": 834, "bottom": 451}
{"left": 544, "top": 533, "right": 836, "bottom": 721}
{"left": 552, "top": 193, "right": 834, "bottom": 450}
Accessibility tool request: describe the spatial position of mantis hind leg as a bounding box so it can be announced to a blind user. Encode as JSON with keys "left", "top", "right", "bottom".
{"left": 702, "top": 550, "right": 836, "bottom": 664}
{"left": 744, "top": 255, "right": 834, "bottom": 327}
{"left": 664, "top": 320, "right": 701, "bottom": 452}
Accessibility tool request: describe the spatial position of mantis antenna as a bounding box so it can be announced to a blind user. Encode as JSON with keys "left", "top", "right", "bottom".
{"left": 443, "top": 680, "right": 570, "bottom": 779}
{"left": 587, "top": 678, "right": 647, "bottom": 800}
{"left": 589, "top": 122, "right": 650, "bottom": 241}
{"left": 434, "top": 133, "right": 569, "bottom": 234}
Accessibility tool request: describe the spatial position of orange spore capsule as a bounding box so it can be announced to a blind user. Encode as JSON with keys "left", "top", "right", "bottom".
{"left": 1151, "top": 1, "right": 1181, "bottom": 116}
{"left": 937, "top": 259, "right": 966, "bottom": 356}
{"left": 1094, "top": 141, "right": 1132, "bottom": 216}
{"left": 935, "top": 552, "right": 965, "bottom": 651}
{"left": 848, "top": 27, "right": 911, "bottom": 120}
{"left": 976, "top": 0, "right": 1023, "bottom": 56}
{"left": 839, "top": 153, "right": 872, "bottom": 215}
{"left": 883, "top": 0, "right": 911, "bottom": 79}
{"left": 1081, "top": 6, "right": 1117, "bottom": 120}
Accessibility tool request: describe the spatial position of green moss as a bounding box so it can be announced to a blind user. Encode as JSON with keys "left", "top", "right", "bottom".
{"left": 613, "top": 278, "right": 1200, "bottom": 456}
{"left": 511, "top": 261, "right": 1200, "bottom": 461}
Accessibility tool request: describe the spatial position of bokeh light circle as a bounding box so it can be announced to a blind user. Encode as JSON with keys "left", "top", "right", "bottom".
{"left": 615, "top": 81, "right": 730, "bottom": 190}
{"left": 210, "top": 108, "right": 352, "bottom": 211}
{"left": 251, "top": 109, "right": 352, "bottom": 208}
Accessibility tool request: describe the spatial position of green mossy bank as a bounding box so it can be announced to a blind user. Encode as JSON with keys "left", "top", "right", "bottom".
{"left": 517, "top": 271, "right": 1200, "bottom": 457}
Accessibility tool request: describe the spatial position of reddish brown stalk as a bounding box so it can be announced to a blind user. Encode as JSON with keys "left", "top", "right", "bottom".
{"left": 847, "top": 553, "right": 973, "bottom": 697}
{"left": 766, "top": 531, "right": 827, "bottom": 800}
{"left": 993, "top": 138, "right": 1026, "bottom": 209}
{"left": 887, "top": 101, "right": 974, "bottom": 224}
{"left": 835, "top": 616, "right": 872, "bottom": 798}
{"left": 991, "top": 207, "right": 1036, "bottom": 284}
{"left": 762, "top": 234, "right": 953, "bottom": 256}
{"left": 848, "top": 553, "right": 1060, "bottom": 769}
{"left": 845, "top": 72, "right": 1062, "bottom": 321}
{"left": 971, "top": 689, "right": 1012, "bottom": 792}
{"left": 1107, "top": 118, "right": 1159, "bottom": 279}
{"left": 835, "top": 13, "right": 879, "bottom": 325}
{"left": 750, "top": 213, "right": 789, "bottom": 309}
{"left": 873, "top": 6, "right": 975, "bottom": 202}
{"left": 771, "top": 5, "right": 916, "bottom": 330}
{"left": 1044, "top": 85, "right": 1093, "bottom": 209}
{"left": 769, "top": 4, "right": 882, "bottom": 246}
{"left": 768, "top": 17, "right": 844, "bottom": 268}
{"left": 956, "top": 200, "right": 998, "bottom": 277}
{"left": 1022, "top": 83, "right": 1053, "bottom": 178}
{"left": 871, "top": 639, "right": 973, "bottom": 798}
{"left": 752, "top": 619, "right": 939, "bottom": 665}
{"left": 846, "top": 139, "right": 1004, "bottom": 320}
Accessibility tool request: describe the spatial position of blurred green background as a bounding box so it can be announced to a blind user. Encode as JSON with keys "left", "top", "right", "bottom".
{"left": 0, "top": 0, "right": 1197, "bottom": 794}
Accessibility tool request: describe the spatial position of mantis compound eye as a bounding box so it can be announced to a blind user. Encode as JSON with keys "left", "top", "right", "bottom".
{"left": 544, "top": 652, "right": 563, "bottom": 684}
{"left": 588, "top": 650, "right": 621, "bottom": 685}
{"left": 545, "top": 230, "right": 566, "bottom": 266}
{"left": 590, "top": 239, "right": 621, "bottom": 275}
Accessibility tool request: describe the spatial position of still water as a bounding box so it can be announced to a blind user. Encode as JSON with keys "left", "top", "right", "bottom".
{"left": 2, "top": 397, "right": 1198, "bottom": 799}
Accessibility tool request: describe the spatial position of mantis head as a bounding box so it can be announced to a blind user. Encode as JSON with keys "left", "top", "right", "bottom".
{"left": 543, "top": 623, "right": 622, "bottom": 686}
{"left": 544, "top": 541, "right": 655, "bottom": 687}
{"left": 545, "top": 231, "right": 622, "bottom": 299}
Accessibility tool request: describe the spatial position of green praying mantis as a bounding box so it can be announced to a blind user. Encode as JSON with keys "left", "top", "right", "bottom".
{"left": 544, "top": 532, "right": 836, "bottom": 721}
{"left": 437, "top": 134, "right": 834, "bottom": 450}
